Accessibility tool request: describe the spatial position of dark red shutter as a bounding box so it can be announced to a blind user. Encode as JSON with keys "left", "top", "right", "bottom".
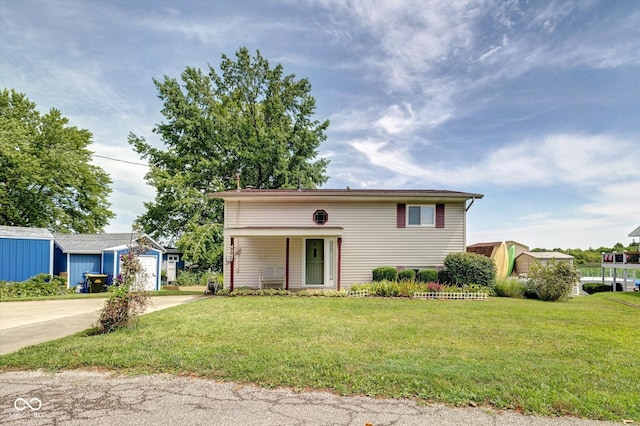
{"left": 397, "top": 204, "right": 406, "bottom": 228}
{"left": 436, "top": 204, "right": 445, "bottom": 228}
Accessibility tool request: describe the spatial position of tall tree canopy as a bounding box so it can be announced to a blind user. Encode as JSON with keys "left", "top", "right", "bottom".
{"left": 130, "top": 47, "right": 330, "bottom": 268}
{"left": 0, "top": 89, "right": 114, "bottom": 233}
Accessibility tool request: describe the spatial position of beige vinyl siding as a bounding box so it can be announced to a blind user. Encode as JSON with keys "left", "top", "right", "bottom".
{"left": 223, "top": 200, "right": 467, "bottom": 289}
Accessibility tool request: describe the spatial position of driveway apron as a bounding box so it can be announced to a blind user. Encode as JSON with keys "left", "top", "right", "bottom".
{"left": 0, "top": 296, "right": 203, "bottom": 355}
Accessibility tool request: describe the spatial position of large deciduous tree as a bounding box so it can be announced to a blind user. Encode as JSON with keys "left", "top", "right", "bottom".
{"left": 130, "top": 47, "right": 330, "bottom": 269}
{"left": 0, "top": 89, "right": 114, "bottom": 233}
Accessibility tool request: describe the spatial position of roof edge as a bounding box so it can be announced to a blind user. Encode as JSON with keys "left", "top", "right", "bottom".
{"left": 209, "top": 189, "right": 483, "bottom": 200}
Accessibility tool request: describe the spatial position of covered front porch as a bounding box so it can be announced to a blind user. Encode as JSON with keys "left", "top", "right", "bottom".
{"left": 223, "top": 227, "right": 344, "bottom": 291}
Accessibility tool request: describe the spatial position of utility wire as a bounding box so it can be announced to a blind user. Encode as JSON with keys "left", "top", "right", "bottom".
{"left": 93, "top": 154, "right": 148, "bottom": 167}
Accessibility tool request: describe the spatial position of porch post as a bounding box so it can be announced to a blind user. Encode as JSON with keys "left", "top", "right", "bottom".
{"left": 337, "top": 237, "right": 342, "bottom": 291}
{"left": 285, "top": 238, "right": 290, "bottom": 290}
{"left": 230, "top": 237, "right": 234, "bottom": 292}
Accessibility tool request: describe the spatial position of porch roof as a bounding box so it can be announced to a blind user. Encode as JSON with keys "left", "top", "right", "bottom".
{"left": 225, "top": 226, "right": 344, "bottom": 237}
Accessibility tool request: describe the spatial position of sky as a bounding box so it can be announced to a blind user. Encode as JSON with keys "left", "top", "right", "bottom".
{"left": 1, "top": 0, "right": 638, "bottom": 250}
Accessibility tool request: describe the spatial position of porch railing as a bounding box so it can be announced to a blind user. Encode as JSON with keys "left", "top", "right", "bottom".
{"left": 601, "top": 252, "right": 640, "bottom": 265}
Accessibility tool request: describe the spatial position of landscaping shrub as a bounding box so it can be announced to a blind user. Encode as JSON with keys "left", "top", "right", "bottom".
{"left": 527, "top": 261, "right": 580, "bottom": 302}
{"left": 0, "top": 274, "right": 72, "bottom": 299}
{"left": 443, "top": 252, "right": 496, "bottom": 288}
{"left": 494, "top": 278, "right": 527, "bottom": 298}
{"left": 372, "top": 266, "right": 397, "bottom": 282}
{"left": 437, "top": 269, "right": 450, "bottom": 284}
{"left": 582, "top": 282, "right": 622, "bottom": 294}
{"left": 97, "top": 247, "right": 150, "bottom": 333}
{"left": 416, "top": 269, "right": 438, "bottom": 283}
{"left": 398, "top": 269, "right": 416, "bottom": 282}
{"left": 228, "top": 287, "right": 292, "bottom": 296}
{"left": 175, "top": 270, "right": 203, "bottom": 286}
{"left": 583, "top": 283, "right": 608, "bottom": 294}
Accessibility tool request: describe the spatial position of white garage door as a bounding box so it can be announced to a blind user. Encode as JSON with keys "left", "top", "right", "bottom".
{"left": 136, "top": 256, "right": 158, "bottom": 291}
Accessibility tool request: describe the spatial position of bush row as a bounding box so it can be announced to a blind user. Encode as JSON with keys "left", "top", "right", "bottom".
{"left": 373, "top": 253, "right": 496, "bottom": 288}
{"left": 0, "top": 274, "right": 72, "bottom": 299}
{"left": 372, "top": 267, "right": 440, "bottom": 283}
{"left": 583, "top": 282, "right": 622, "bottom": 294}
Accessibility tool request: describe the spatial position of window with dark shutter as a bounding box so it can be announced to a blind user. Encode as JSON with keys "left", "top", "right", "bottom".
{"left": 436, "top": 204, "right": 445, "bottom": 228}
{"left": 397, "top": 204, "right": 406, "bottom": 228}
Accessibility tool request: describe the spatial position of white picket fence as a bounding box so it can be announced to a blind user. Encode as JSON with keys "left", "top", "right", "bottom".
{"left": 413, "top": 292, "right": 488, "bottom": 300}
{"left": 348, "top": 289, "right": 370, "bottom": 298}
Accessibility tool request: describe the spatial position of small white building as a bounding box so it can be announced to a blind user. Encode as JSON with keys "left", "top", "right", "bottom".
{"left": 209, "top": 189, "right": 483, "bottom": 291}
{"left": 514, "top": 251, "right": 574, "bottom": 276}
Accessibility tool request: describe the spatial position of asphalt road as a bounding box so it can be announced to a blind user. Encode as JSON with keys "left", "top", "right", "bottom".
{"left": 0, "top": 370, "right": 620, "bottom": 426}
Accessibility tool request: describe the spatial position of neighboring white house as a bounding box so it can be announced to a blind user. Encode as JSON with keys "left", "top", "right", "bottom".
{"left": 209, "top": 189, "right": 483, "bottom": 291}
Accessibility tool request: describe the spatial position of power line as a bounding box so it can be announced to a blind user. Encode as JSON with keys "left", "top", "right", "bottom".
{"left": 93, "top": 154, "right": 148, "bottom": 167}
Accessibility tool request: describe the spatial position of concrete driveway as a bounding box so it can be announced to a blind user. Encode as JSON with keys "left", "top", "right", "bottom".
{"left": 0, "top": 295, "right": 203, "bottom": 355}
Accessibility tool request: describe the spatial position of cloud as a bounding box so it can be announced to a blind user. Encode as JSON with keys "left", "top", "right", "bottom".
{"left": 350, "top": 133, "right": 636, "bottom": 189}
{"left": 375, "top": 103, "right": 416, "bottom": 135}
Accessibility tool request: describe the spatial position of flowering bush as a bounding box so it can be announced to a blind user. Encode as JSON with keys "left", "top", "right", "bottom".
{"left": 97, "top": 245, "right": 150, "bottom": 333}
{"left": 427, "top": 282, "right": 442, "bottom": 292}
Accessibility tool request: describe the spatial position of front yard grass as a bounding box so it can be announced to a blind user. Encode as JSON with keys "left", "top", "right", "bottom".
{"left": 1, "top": 293, "right": 638, "bottom": 421}
{"left": 0, "top": 287, "right": 203, "bottom": 302}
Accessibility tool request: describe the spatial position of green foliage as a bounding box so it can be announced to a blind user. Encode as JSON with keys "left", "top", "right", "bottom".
{"left": 0, "top": 274, "right": 72, "bottom": 299}
{"left": 527, "top": 261, "right": 580, "bottom": 302}
{"left": 398, "top": 269, "right": 416, "bottom": 282}
{"left": 175, "top": 270, "right": 221, "bottom": 287}
{"left": 494, "top": 278, "right": 527, "bottom": 298}
{"left": 97, "top": 245, "right": 150, "bottom": 333}
{"left": 228, "top": 287, "right": 292, "bottom": 297}
{"left": 294, "top": 289, "right": 346, "bottom": 297}
{"left": 0, "top": 89, "right": 114, "bottom": 232}
{"left": 416, "top": 269, "right": 438, "bottom": 283}
{"left": 372, "top": 266, "right": 397, "bottom": 282}
{"left": 437, "top": 269, "right": 449, "bottom": 283}
{"left": 532, "top": 242, "right": 639, "bottom": 265}
{"left": 443, "top": 252, "right": 496, "bottom": 288}
{"left": 175, "top": 270, "right": 202, "bottom": 286}
{"left": 582, "top": 283, "right": 613, "bottom": 294}
{"left": 129, "top": 47, "right": 330, "bottom": 269}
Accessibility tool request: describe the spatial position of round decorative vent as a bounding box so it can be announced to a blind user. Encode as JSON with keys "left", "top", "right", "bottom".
{"left": 313, "top": 209, "right": 328, "bottom": 225}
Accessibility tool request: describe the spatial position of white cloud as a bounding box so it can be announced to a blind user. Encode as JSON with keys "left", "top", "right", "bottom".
{"left": 375, "top": 103, "right": 416, "bottom": 135}
{"left": 351, "top": 133, "right": 637, "bottom": 189}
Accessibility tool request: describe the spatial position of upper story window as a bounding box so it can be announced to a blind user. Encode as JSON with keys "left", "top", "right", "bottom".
{"left": 407, "top": 205, "right": 434, "bottom": 226}
{"left": 313, "top": 209, "right": 328, "bottom": 225}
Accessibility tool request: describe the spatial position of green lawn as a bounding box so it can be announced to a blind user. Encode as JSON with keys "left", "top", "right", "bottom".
{"left": 0, "top": 288, "right": 203, "bottom": 302}
{"left": 1, "top": 293, "right": 638, "bottom": 421}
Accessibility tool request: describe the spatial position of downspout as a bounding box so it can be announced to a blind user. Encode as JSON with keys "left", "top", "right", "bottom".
{"left": 230, "top": 237, "right": 235, "bottom": 292}
{"left": 337, "top": 237, "right": 342, "bottom": 291}
{"left": 285, "top": 238, "right": 290, "bottom": 291}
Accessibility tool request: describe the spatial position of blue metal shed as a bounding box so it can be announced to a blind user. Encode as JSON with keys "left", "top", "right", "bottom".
{"left": 53, "top": 233, "right": 165, "bottom": 290}
{"left": 0, "top": 226, "right": 54, "bottom": 282}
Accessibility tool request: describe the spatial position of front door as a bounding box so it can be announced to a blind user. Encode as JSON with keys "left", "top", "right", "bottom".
{"left": 305, "top": 239, "right": 324, "bottom": 285}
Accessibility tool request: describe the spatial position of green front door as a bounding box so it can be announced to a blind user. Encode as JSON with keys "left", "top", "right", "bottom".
{"left": 305, "top": 239, "right": 324, "bottom": 285}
